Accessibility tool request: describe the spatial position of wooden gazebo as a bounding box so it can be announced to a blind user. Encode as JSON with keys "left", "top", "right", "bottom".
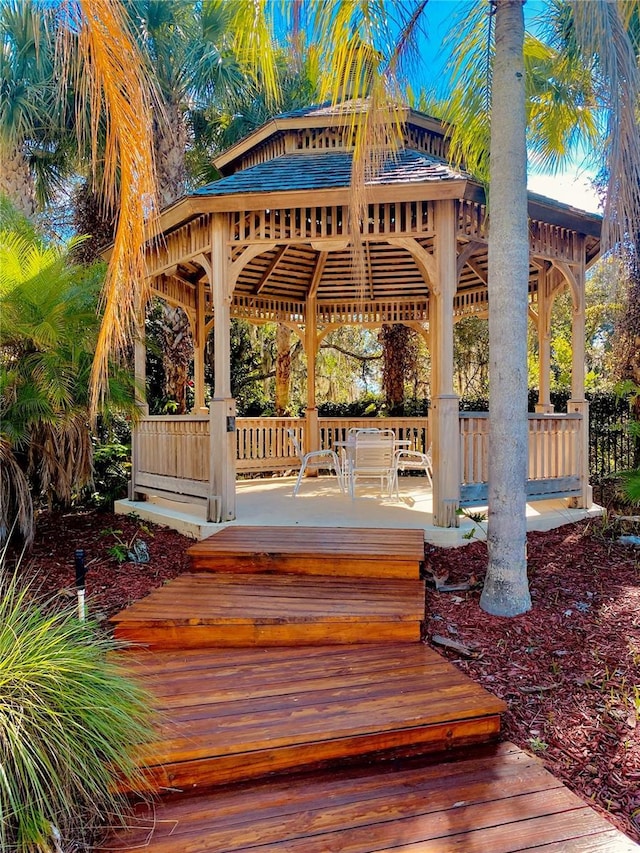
{"left": 130, "top": 102, "right": 601, "bottom": 528}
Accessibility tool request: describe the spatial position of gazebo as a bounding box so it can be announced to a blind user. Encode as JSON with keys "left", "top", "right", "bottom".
{"left": 124, "top": 102, "right": 601, "bottom": 535}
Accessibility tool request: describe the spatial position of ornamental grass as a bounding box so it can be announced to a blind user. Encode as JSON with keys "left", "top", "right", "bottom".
{"left": 0, "top": 562, "right": 154, "bottom": 852}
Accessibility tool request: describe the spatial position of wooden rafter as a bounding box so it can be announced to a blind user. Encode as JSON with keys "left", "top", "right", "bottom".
{"left": 308, "top": 251, "right": 328, "bottom": 298}
{"left": 466, "top": 257, "right": 488, "bottom": 285}
{"left": 256, "top": 246, "right": 289, "bottom": 294}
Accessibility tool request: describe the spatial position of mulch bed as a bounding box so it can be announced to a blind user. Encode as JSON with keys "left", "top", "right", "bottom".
{"left": 424, "top": 519, "right": 640, "bottom": 844}
{"left": 17, "top": 508, "right": 192, "bottom": 620}
{"left": 13, "top": 508, "right": 640, "bottom": 843}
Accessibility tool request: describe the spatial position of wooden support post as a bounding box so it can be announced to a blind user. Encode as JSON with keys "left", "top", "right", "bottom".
{"left": 571, "top": 242, "right": 587, "bottom": 404}
{"left": 431, "top": 200, "right": 460, "bottom": 527}
{"left": 192, "top": 279, "right": 207, "bottom": 412}
{"left": 210, "top": 214, "right": 236, "bottom": 521}
{"left": 535, "top": 267, "right": 554, "bottom": 414}
{"left": 130, "top": 303, "right": 148, "bottom": 502}
{"left": 305, "top": 296, "right": 320, "bottom": 454}
{"left": 568, "top": 239, "right": 590, "bottom": 508}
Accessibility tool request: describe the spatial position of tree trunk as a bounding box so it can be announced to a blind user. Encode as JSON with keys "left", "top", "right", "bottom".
{"left": 154, "top": 99, "right": 188, "bottom": 208}
{"left": 379, "top": 323, "right": 417, "bottom": 413}
{"left": 275, "top": 323, "right": 292, "bottom": 415}
{"left": 154, "top": 99, "right": 192, "bottom": 412}
{"left": 480, "top": 0, "right": 532, "bottom": 617}
{"left": 159, "top": 304, "right": 193, "bottom": 414}
{"left": 0, "top": 145, "right": 37, "bottom": 217}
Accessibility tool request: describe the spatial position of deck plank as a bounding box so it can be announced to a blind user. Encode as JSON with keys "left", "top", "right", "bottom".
{"left": 101, "top": 743, "right": 637, "bottom": 852}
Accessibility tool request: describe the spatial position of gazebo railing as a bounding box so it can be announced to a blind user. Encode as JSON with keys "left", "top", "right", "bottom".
{"left": 319, "top": 418, "right": 429, "bottom": 453}
{"left": 459, "top": 412, "right": 583, "bottom": 505}
{"left": 130, "top": 412, "right": 584, "bottom": 507}
{"left": 236, "top": 418, "right": 301, "bottom": 472}
{"left": 131, "top": 415, "right": 212, "bottom": 505}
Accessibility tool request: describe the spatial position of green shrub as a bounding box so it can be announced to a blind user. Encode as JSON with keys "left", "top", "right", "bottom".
{"left": 0, "top": 568, "right": 154, "bottom": 852}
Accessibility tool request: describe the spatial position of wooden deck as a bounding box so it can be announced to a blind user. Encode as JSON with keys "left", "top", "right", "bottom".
{"left": 187, "top": 525, "right": 425, "bottom": 578}
{"left": 102, "top": 526, "right": 637, "bottom": 852}
{"left": 101, "top": 742, "right": 637, "bottom": 852}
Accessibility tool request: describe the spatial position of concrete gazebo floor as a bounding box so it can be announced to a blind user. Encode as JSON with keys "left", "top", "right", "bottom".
{"left": 115, "top": 476, "right": 603, "bottom": 547}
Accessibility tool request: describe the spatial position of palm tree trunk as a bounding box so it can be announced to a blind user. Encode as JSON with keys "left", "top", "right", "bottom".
{"left": 0, "top": 145, "right": 37, "bottom": 217}
{"left": 480, "top": 0, "right": 532, "bottom": 617}
{"left": 154, "top": 100, "right": 188, "bottom": 208}
{"left": 159, "top": 304, "right": 193, "bottom": 414}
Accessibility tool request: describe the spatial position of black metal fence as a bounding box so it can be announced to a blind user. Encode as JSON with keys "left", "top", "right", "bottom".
{"left": 588, "top": 392, "right": 638, "bottom": 482}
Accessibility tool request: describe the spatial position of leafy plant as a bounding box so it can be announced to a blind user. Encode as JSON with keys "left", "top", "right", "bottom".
{"left": 91, "top": 440, "right": 131, "bottom": 509}
{"left": 0, "top": 205, "right": 139, "bottom": 544}
{"left": 0, "top": 565, "right": 154, "bottom": 852}
{"left": 101, "top": 522, "right": 152, "bottom": 564}
{"left": 528, "top": 736, "right": 549, "bottom": 754}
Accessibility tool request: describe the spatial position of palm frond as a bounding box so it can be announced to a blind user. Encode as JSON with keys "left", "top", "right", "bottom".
{"left": 568, "top": 0, "right": 640, "bottom": 251}
{"left": 60, "top": 0, "right": 157, "bottom": 413}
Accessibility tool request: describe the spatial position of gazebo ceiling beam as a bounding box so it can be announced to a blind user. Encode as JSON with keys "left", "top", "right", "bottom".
{"left": 466, "top": 257, "right": 488, "bottom": 285}
{"left": 308, "top": 251, "right": 328, "bottom": 298}
{"left": 256, "top": 246, "right": 289, "bottom": 294}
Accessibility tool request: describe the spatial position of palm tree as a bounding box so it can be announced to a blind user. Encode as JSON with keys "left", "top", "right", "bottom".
{"left": 0, "top": 1, "right": 71, "bottom": 216}
{"left": 291, "top": 0, "right": 640, "bottom": 615}
{"left": 478, "top": 0, "right": 531, "bottom": 615}
{"left": 0, "top": 208, "right": 137, "bottom": 544}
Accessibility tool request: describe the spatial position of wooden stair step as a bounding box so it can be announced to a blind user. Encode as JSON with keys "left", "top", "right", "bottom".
{"left": 115, "top": 643, "right": 506, "bottom": 794}
{"left": 187, "top": 526, "right": 425, "bottom": 579}
{"left": 111, "top": 573, "right": 426, "bottom": 648}
{"left": 100, "top": 742, "right": 637, "bottom": 852}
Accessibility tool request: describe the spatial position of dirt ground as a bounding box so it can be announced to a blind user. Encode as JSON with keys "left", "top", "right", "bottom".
{"left": 15, "top": 508, "right": 640, "bottom": 844}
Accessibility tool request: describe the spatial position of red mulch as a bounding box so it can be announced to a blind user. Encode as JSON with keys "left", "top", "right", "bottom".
{"left": 424, "top": 519, "right": 640, "bottom": 844}
{"left": 13, "top": 509, "right": 640, "bottom": 844}
{"left": 17, "top": 509, "right": 192, "bottom": 620}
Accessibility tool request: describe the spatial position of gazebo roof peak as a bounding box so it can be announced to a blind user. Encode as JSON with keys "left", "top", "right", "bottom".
{"left": 213, "top": 100, "right": 447, "bottom": 175}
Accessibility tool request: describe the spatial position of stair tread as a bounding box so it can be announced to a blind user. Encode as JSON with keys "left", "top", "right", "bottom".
{"left": 188, "top": 526, "right": 426, "bottom": 560}
{"left": 111, "top": 573, "right": 425, "bottom": 625}
{"left": 118, "top": 644, "right": 505, "bottom": 776}
{"left": 100, "top": 743, "right": 632, "bottom": 853}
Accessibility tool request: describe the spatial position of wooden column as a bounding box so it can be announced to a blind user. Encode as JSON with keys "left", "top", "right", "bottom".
{"left": 129, "top": 300, "right": 148, "bottom": 502}
{"left": 209, "top": 214, "right": 236, "bottom": 522}
{"left": 431, "top": 200, "right": 461, "bottom": 527}
{"left": 568, "top": 239, "right": 591, "bottom": 508}
{"left": 191, "top": 278, "right": 207, "bottom": 412}
{"left": 535, "top": 266, "right": 554, "bottom": 414}
{"left": 133, "top": 305, "right": 148, "bottom": 415}
{"left": 305, "top": 296, "right": 320, "bottom": 453}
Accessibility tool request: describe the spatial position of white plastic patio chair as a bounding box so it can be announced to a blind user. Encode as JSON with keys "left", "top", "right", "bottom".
{"left": 287, "top": 429, "right": 344, "bottom": 496}
{"left": 394, "top": 446, "right": 433, "bottom": 495}
{"left": 348, "top": 431, "right": 396, "bottom": 499}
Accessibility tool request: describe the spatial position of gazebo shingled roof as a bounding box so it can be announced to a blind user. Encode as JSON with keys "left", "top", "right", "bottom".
{"left": 194, "top": 149, "right": 466, "bottom": 197}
